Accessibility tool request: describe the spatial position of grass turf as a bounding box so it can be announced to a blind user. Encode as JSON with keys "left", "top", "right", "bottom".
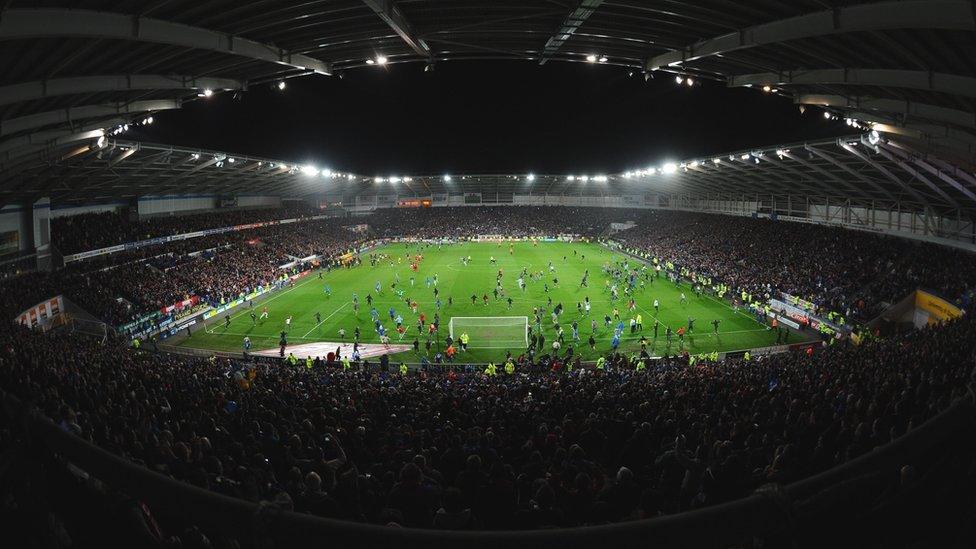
{"left": 180, "top": 241, "right": 807, "bottom": 361}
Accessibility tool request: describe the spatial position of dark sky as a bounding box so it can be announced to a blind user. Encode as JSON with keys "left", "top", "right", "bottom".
{"left": 135, "top": 61, "right": 848, "bottom": 175}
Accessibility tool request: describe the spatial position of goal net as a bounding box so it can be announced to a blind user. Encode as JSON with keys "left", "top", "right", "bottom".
{"left": 448, "top": 316, "right": 528, "bottom": 349}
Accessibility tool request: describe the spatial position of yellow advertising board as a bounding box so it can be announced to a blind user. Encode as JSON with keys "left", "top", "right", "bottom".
{"left": 915, "top": 290, "right": 963, "bottom": 324}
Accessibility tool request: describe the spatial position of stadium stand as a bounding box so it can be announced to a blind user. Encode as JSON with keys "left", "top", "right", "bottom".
{"left": 1, "top": 310, "right": 974, "bottom": 543}
{"left": 2, "top": 1, "right": 976, "bottom": 545}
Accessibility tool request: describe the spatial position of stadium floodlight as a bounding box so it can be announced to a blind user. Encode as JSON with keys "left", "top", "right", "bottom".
{"left": 580, "top": 175, "right": 589, "bottom": 182}
{"left": 623, "top": 172, "right": 632, "bottom": 179}
{"left": 443, "top": 175, "right": 452, "bottom": 182}
{"left": 301, "top": 165, "right": 318, "bottom": 176}
{"left": 348, "top": 174, "right": 355, "bottom": 180}
{"left": 403, "top": 177, "right": 413, "bottom": 182}
{"left": 586, "top": 54, "right": 597, "bottom": 63}
{"left": 228, "top": 157, "right": 235, "bottom": 163}
{"left": 689, "top": 160, "right": 699, "bottom": 168}
{"left": 686, "top": 78, "right": 694, "bottom": 86}
{"left": 277, "top": 81, "right": 286, "bottom": 90}
{"left": 191, "top": 153, "right": 200, "bottom": 160}
{"left": 593, "top": 175, "right": 608, "bottom": 182}
{"left": 389, "top": 176, "right": 401, "bottom": 183}
{"left": 376, "top": 55, "right": 388, "bottom": 65}
{"left": 867, "top": 130, "right": 881, "bottom": 145}
{"left": 95, "top": 135, "right": 106, "bottom": 148}
{"left": 321, "top": 169, "right": 332, "bottom": 177}
{"left": 527, "top": 173, "right": 536, "bottom": 182}
{"left": 567, "top": 175, "right": 575, "bottom": 181}
{"left": 598, "top": 56, "right": 608, "bottom": 63}
{"left": 202, "top": 88, "right": 214, "bottom": 97}
{"left": 661, "top": 162, "right": 677, "bottom": 174}
{"left": 824, "top": 111, "right": 832, "bottom": 119}
{"left": 675, "top": 76, "right": 683, "bottom": 85}
{"left": 366, "top": 59, "right": 375, "bottom": 65}
{"left": 712, "top": 158, "right": 721, "bottom": 164}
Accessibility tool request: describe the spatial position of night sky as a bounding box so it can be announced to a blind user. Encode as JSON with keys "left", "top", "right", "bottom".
{"left": 136, "top": 61, "right": 849, "bottom": 176}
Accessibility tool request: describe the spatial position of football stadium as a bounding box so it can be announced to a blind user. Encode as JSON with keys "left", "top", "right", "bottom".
{"left": 1, "top": 2, "right": 975, "bottom": 548}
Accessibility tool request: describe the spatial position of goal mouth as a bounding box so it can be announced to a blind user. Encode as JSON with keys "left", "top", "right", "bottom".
{"left": 448, "top": 316, "right": 529, "bottom": 349}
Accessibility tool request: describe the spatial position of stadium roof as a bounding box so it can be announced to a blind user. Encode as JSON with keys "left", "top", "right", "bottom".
{"left": 0, "top": 1, "right": 974, "bottom": 207}
{"left": 16, "top": 135, "right": 976, "bottom": 221}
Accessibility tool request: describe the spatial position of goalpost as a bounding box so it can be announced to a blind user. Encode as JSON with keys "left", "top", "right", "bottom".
{"left": 448, "top": 316, "right": 529, "bottom": 348}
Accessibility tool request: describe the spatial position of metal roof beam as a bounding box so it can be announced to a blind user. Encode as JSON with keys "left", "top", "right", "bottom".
{"left": 874, "top": 147, "right": 961, "bottom": 209}
{"left": 0, "top": 99, "right": 181, "bottom": 138}
{"left": 108, "top": 144, "right": 140, "bottom": 168}
{"left": 805, "top": 145, "right": 900, "bottom": 203}
{"left": 881, "top": 141, "right": 976, "bottom": 203}
{"left": 0, "top": 9, "right": 332, "bottom": 76}
{"left": 798, "top": 94, "right": 976, "bottom": 129}
{"left": 646, "top": 1, "right": 976, "bottom": 71}
{"left": 538, "top": 0, "right": 604, "bottom": 65}
{"left": 360, "top": 1, "right": 431, "bottom": 59}
{"left": 0, "top": 75, "right": 244, "bottom": 109}
{"left": 729, "top": 69, "right": 976, "bottom": 99}
{"left": 839, "top": 141, "right": 935, "bottom": 209}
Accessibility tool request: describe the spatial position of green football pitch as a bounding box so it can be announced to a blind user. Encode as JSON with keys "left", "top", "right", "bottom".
{"left": 179, "top": 241, "right": 806, "bottom": 361}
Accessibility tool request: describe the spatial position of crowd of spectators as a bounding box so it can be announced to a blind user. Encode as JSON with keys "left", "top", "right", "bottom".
{"left": 9, "top": 205, "right": 976, "bottom": 332}
{"left": 368, "top": 206, "right": 635, "bottom": 239}
{"left": 3, "top": 217, "right": 360, "bottom": 326}
{"left": 51, "top": 204, "right": 320, "bottom": 254}
{"left": 611, "top": 210, "right": 976, "bottom": 321}
{"left": 1, "top": 310, "right": 973, "bottom": 538}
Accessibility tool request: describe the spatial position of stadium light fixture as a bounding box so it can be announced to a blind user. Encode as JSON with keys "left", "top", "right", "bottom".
{"left": 868, "top": 130, "right": 881, "bottom": 146}
{"left": 593, "top": 175, "right": 608, "bottom": 183}
{"left": 824, "top": 111, "right": 832, "bottom": 119}
{"left": 389, "top": 176, "right": 401, "bottom": 183}
{"left": 712, "top": 158, "right": 721, "bottom": 164}
{"left": 567, "top": 175, "right": 575, "bottom": 181}
{"left": 686, "top": 78, "right": 694, "bottom": 86}
{"left": 376, "top": 55, "right": 388, "bottom": 65}
{"left": 374, "top": 177, "right": 385, "bottom": 183}
{"left": 95, "top": 135, "right": 106, "bottom": 148}
{"left": 689, "top": 160, "right": 699, "bottom": 168}
{"left": 675, "top": 76, "right": 684, "bottom": 85}
{"left": 579, "top": 175, "right": 589, "bottom": 182}
{"left": 443, "top": 175, "right": 452, "bottom": 182}
{"left": 366, "top": 59, "right": 375, "bottom": 65}
{"left": 527, "top": 174, "right": 536, "bottom": 182}
{"left": 278, "top": 81, "right": 286, "bottom": 90}
{"left": 598, "top": 56, "right": 608, "bottom": 63}
{"left": 201, "top": 88, "right": 214, "bottom": 97}
{"left": 191, "top": 153, "right": 200, "bottom": 160}
{"left": 586, "top": 54, "right": 597, "bottom": 63}
{"left": 348, "top": 174, "right": 355, "bottom": 180}
{"left": 301, "top": 165, "right": 318, "bottom": 176}
{"left": 661, "top": 162, "right": 678, "bottom": 174}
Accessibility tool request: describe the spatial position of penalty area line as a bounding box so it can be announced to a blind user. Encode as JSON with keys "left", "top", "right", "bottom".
{"left": 302, "top": 302, "right": 350, "bottom": 338}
